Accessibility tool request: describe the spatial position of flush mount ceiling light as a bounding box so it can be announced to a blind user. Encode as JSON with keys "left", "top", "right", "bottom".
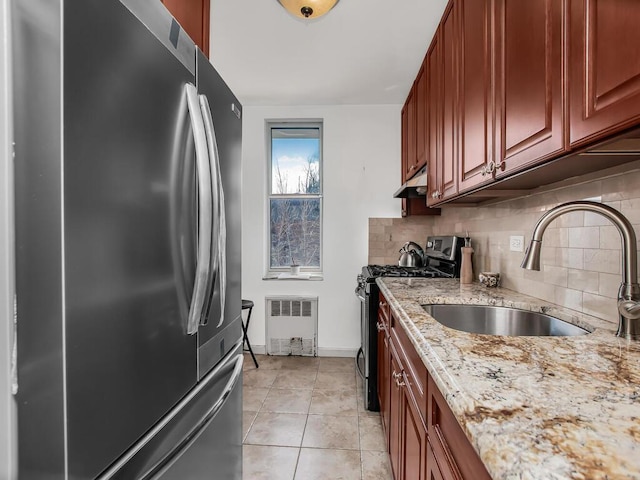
{"left": 277, "top": 0, "right": 340, "bottom": 19}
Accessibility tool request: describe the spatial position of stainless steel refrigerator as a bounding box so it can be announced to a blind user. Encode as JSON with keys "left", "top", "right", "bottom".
{"left": 11, "top": 0, "right": 243, "bottom": 478}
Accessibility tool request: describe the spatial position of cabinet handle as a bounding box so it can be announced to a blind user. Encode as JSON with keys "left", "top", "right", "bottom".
{"left": 379, "top": 301, "right": 387, "bottom": 308}
{"left": 409, "top": 165, "right": 416, "bottom": 171}
{"left": 376, "top": 322, "right": 384, "bottom": 332}
{"left": 393, "top": 372, "right": 405, "bottom": 388}
{"left": 487, "top": 161, "right": 496, "bottom": 174}
{"left": 497, "top": 160, "right": 506, "bottom": 171}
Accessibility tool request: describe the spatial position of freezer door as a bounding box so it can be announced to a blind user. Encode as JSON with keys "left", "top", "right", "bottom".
{"left": 196, "top": 51, "right": 243, "bottom": 376}
{"left": 98, "top": 344, "right": 243, "bottom": 480}
{"left": 63, "top": 1, "right": 198, "bottom": 477}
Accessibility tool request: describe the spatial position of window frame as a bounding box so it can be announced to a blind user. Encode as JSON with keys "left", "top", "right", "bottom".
{"left": 266, "top": 119, "right": 324, "bottom": 276}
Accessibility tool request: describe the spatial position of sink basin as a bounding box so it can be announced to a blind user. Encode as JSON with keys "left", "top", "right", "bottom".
{"left": 422, "top": 304, "right": 590, "bottom": 336}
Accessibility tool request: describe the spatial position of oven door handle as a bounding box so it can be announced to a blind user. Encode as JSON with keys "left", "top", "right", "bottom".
{"left": 355, "top": 347, "right": 366, "bottom": 380}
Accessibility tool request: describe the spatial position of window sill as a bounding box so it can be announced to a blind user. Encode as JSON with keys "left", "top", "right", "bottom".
{"left": 262, "top": 273, "right": 324, "bottom": 281}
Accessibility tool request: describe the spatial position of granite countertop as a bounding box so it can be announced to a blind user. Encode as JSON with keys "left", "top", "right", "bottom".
{"left": 377, "top": 277, "right": 640, "bottom": 480}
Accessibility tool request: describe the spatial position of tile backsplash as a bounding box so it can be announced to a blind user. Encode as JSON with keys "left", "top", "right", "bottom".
{"left": 369, "top": 161, "right": 640, "bottom": 325}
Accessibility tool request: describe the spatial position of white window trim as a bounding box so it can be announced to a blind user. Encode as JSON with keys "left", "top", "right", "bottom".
{"left": 264, "top": 119, "right": 324, "bottom": 279}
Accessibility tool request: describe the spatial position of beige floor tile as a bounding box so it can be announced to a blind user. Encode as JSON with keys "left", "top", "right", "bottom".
{"left": 245, "top": 412, "right": 308, "bottom": 447}
{"left": 359, "top": 416, "right": 386, "bottom": 451}
{"left": 273, "top": 369, "right": 318, "bottom": 389}
{"left": 309, "top": 389, "right": 358, "bottom": 416}
{"left": 262, "top": 388, "right": 313, "bottom": 414}
{"left": 318, "top": 357, "right": 356, "bottom": 374}
{"left": 294, "top": 448, "right": 362, "bottom": 480}
{"left": 243, "top": 386, "right": 270, "bottom": 411}
{"left": 361, "top": 450, "right": 393, "bottom": 480}
{"left": 251, "top": 354, "right": 287, "bottom": 370}
{"left": 315, "top": 371, "right": 357, "bottom": 391}
{"left": 243, "top": 368, "right": 279, "bottom": 388}
{"left": 357, "top": 394, "right": 382, "bottom": 417}
{"left": 279, "top": 355, "right": 320, "bottom": 371}
{"left": 243, "top": 444, "right": 299, "bottom": 480}
{"left": 243, "top": 410, "right": 257, "bottom": 441}
{"left": 302, "top": 414, "right": 359, "bottom": 450}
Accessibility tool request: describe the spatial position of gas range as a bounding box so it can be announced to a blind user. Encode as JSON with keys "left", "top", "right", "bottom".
{"left": 355, "top": 235, "right": 463, "bottom": 412}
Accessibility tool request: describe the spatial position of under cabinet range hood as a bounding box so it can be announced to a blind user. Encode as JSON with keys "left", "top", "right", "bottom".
{"left": 394, "top": 166, "right": 428, "bottom": 198}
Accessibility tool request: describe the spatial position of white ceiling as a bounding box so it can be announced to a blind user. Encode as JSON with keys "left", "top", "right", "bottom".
{"left": 209, "top": 0, "right": 448, "bottom": 106}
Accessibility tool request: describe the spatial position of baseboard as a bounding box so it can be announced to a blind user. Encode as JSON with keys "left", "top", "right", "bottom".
{"left": 246, "top": 345, "right": 357, "bottom": 358}
{"left": 317, "top": 347, "right": 358, "bottom": 358}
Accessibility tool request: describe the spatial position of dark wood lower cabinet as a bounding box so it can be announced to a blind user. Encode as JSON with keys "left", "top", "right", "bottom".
{"left": 378, "top": 305, "right": 492, "bottom": 480}
{"left": 401, "top": 377, "right": 427, "bottom": 480}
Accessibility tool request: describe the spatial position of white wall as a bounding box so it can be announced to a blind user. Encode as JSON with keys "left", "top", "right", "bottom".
{"left": 241, "top": 105, "right": 401, "bottom": 356}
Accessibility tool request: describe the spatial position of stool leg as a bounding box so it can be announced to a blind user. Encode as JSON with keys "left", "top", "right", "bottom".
{"left": 242, "top": 307, "right": 259, "bottom": 368}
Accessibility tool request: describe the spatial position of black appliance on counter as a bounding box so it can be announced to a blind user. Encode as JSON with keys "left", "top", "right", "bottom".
{"left": 355, "top": 235, "right": 464, "bottom": 411}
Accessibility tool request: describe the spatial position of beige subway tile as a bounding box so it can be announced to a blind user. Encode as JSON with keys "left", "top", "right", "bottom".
{"left": 599, "top": 225, "right": 622, "bottom": 250}
{"left": 598, "top": 272, "right": 621, "bottom": 299}
{"left": 584, "top": 211, "right": 613, "bottom": 227}
{"left": 543, "top": 228, "right": 568, "bottom": 248}
{"left": 620, "top": 198, "right": 640, "bottom": 224}
{"left": 583, "top": 249, "right": 620, "bottom": 275}
{"left": 554, "top": 287, "right": 583, "bottom": 312}
{"left": 583, "top": 292, "right": 619, "bottom": 323}
{"left": 567, "top": 269, "right": 599, "bottom": 294}
{"left": 556, "top": 211, "right": 584, "bottom": 228}
{"left": 556, "top": 248, "right": 584, "bottom": 269}
{"left": 601, "top": 171, "right": 640, "bottom": 202}
{"left": 369, "top": 225, "right": 385, "bottom": 235}
{"left": 568, "top": 227, "right": 599, "bottom": 249}
{"left": 543, "top": 265, "right": 568, "bottom": 287}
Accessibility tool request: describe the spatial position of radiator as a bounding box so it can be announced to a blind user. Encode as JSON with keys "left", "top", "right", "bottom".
{"left": 265, "top": 296, "right": 318, "bottom": 356}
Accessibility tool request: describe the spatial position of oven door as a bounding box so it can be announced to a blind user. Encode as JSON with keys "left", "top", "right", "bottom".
{"left": 355, "top": 281, "right": 379, "bottom": 411}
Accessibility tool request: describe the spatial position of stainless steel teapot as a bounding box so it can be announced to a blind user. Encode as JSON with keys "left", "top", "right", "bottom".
{"left": 398, "top": 242, "right": 424, "bottom": 267}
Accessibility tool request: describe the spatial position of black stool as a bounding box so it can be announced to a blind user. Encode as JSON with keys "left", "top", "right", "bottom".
{"left": 241, "top": 299, "right": 259, "bottom": 368}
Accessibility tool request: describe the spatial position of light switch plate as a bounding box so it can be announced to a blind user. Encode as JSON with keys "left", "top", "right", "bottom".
{"left": 510, "top": 235, "right": 525, "bottom": 252}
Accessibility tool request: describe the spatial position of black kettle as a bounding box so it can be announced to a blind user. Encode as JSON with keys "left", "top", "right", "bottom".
{"left": 398, "top": 242, "right": 424, "bottom": 267}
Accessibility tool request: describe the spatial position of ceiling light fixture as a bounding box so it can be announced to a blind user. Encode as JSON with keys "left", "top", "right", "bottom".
{"left": 277, "top": 0, "right": 340, "bottom": 19}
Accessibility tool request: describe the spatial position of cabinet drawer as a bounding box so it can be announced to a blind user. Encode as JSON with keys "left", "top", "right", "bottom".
{"left": 427, "top": 376, "right": 491, "bottom": 480}
{"left": 378, "top": 292, "right": 390, "bottom": 322}
{"left": 392, "top": 321, "right": 427, "bottom": 422}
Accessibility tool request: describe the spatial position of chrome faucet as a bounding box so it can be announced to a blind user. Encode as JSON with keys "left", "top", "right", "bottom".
{"left": 521, "top": 201, "right": 640, "bottom": 340}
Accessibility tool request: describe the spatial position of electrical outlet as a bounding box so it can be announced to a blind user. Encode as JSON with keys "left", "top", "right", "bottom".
{"left": 510, "top": 235, "right": 525, "bottom": 252}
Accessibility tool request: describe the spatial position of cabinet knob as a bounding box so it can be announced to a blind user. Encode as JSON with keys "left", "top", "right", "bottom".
{"left": 409, "top": 164, "right": 416, "bottom": 171}
{"left": 497, "top": 160, "right": 506, "bottom": 172}
{"left": 379, "top": 301, "right": 387, "bottom": 308}
{"left": 376, "top": 322, "right": 384, "bottom": 332}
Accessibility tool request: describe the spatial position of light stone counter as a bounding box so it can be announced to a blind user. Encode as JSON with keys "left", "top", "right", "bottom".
{"left": 377, "top": 277, "right": 640, "bottom": 480}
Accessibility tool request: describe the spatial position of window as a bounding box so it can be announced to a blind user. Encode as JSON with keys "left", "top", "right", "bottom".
{"left": 268, "top": 121, "right": 322, "bottom": 273}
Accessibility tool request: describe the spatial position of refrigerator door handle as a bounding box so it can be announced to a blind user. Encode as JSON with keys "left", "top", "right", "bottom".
{"left": 199, "top": 95, "right": 227, "bottom": 329}
{"left": 143, "top": 352, "right": 244, "bottom": 480}
{"left": 184, "top": 83, "right": 213, "bottom": 335}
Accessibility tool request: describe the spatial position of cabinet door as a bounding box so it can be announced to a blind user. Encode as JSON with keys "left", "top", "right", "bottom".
{"left": 389, "top": 345, "right": 403, "bottom": 479}
{"left": 416, "top": 63, "right": 428, "bottom": 172}
{"left": 440, "top": 1, "right": 459, "bottom": 200}
{"left": 401, "top": 377, "right": 427, "bottom": 480}
{"left": 494, "top": 0, "right": 566, "bottom": 177}
{"left": 458, "top": 0, "right": 494, "bottom": 193}
{"left": 569, "top": 0, "right": 640, "bottom": 146}
{"left": 161, "top": 0, "right": 210, "bottom": 56}
{"left": 401, "top": 102, "right": 409, "bottom": 183}
{"left": 377, "top": 317, "right": 390, "bottom": 444}
{"left": 427, "top": 441, "right": 448, "bottom": 480}
{"left": 426, "top": 37, "right": 442, "bottom": 207}
{"left": 406, "top": 87, "right": 418, "bottom": 180}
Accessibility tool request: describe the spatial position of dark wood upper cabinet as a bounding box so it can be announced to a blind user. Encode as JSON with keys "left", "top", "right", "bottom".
{"left": 457, "top": 0, "right": 494, "bottom": 192}
{"left": 426, "top": 36, "right": 442, "bottom": 207}
{"left": 440, "top": 1, "right": 459, "bottom": 201}
{"left": 494, "top": 0, "right": 566, "bottom": 177}
{"left": 415, "top": 64, "right": 428, "bottom": 172}
{"left": 161, "top": 0, "right": 210, "bottom": 57}
{"left": 569, "top": 0, "right": 640, "bottom": 147}
{"left": 406, "top": 88, "right": 417, "bottom": 180}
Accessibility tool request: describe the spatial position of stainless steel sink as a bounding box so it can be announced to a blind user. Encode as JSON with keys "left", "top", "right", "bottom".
{"left": 422, "top": 304, "right": 590, "bottom": 336}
